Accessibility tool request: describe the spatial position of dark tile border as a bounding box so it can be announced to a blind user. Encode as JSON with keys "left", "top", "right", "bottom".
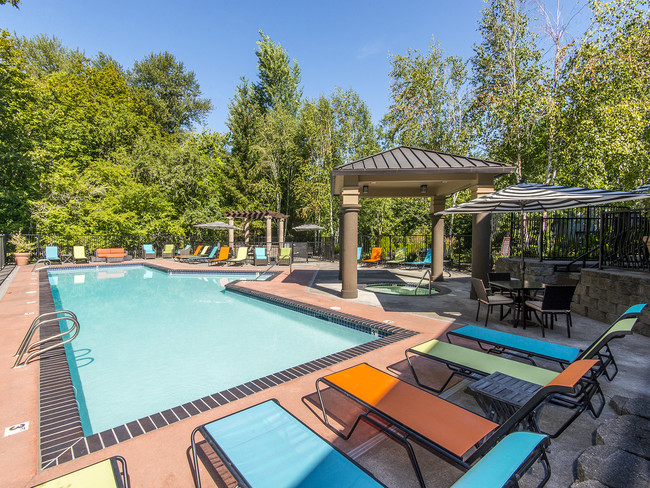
{"left": 37, "top": 264, "right": 417, "bottom": 469}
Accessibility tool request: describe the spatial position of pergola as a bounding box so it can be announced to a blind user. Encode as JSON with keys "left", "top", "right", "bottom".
{"left": 331, "top": 146, "right": 515, "bottom": 299}
{"left": 223, "top": 210, "right": 289, "bottom": 252}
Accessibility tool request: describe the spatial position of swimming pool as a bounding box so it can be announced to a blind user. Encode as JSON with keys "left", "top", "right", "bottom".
{"left": 47, "top": 265, "right": 378, "bottom": 435}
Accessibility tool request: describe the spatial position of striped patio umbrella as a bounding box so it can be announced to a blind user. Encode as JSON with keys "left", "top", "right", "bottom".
{"left": 437, "top": 183, "right": 649, "bottom": 278}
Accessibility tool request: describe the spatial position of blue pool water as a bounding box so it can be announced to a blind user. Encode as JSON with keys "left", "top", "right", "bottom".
{"left": 47, "top": 265, "right": 375, "bottom": 435}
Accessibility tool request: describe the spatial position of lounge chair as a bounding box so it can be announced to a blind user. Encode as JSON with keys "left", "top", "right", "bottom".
{"left": 316, "top": 362, "right": 596, "bottom": 486}
{"left": 175, "top": 245, "right": 203, "bottom": 262}
{"left": 357, "top": 246, "right": 362, "bottom": 261}
{"left": 208, "top": 246, "right": 230, "bottom": 266}
{"left": 191, "top": 399, "right": 550, "bottom": 488}
{"left": 228, "top": 246, "right": 248, "bottom": 265}
{"left": 254, "top": 247, "right": 268, "bottom": 266}
{"left": 277, "top": 247, "right": 291, "bottom": 265}
{"left": 45, "top": 246, "right": 61, "bottom": 264}
{"left": 403, "top": 248, "right": 431, "bottom": 268}
{"left": 185, "top": 246, "right": 218, "bottom": 263}
{"left": 362, "top": 247, "right": 382, "bottom": 265}
{"left": 175, "top": 244, "right": 191, "bottom": 257}
{"left": 73, "top": 246, "right": 88, "bottom": 263}
{"left": 447, "top": 303, "right": 647, "bottom": 380}
{"left": 385, "top": 247, "right": 407, "bottom": 266}
{"left": 142, "top": 244, "right": 156, "bottom": 259}
{"left": 32, "top": 455, "right": 129, "bottom": 487}
{"left": 162, "top": 244, "right": 174, "bottom": 258}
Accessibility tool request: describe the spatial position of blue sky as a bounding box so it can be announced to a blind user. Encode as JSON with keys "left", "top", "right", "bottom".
{"left": 3, "top": 0, "right": 588, "bottom": 132}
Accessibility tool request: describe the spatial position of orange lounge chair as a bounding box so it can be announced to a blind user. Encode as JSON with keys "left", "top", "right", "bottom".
{"left": 362, "top": 247, "right": 382, "bottom": 265}
{"left": 316, "top": 360, "right": 596, "bottom": 486}
{"left": 208, "top": 246, "right": 230, "bottom": 266}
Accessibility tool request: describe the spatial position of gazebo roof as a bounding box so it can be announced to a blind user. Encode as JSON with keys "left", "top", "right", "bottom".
{"left": 223, "top": 210, "right": 289, "bottom": 220}
{"left": 331, "top": 146, "right": 515, "bottom": 198}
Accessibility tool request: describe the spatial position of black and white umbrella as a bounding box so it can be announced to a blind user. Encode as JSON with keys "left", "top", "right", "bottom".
{"left": 193, "top": 221, "right": 242, "bottom": 230}
{"left": 292, "top": 224, "right": 325, "bottom": 231}
{"left": 437, "top": 183, "right": 649, "bottom": 278}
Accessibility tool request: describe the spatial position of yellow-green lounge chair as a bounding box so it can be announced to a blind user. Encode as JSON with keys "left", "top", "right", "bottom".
{"left": 385, "top": 247, "right": 406, "bottom": 266}
{"left": 32, "top": 455, "right": 129, "bottom": 487}
{"left": 162, "top": 244, "right": 174, "bottom": 258}
{"left": 228, "top": 246, "right": 248, "bottom": 265}
{"left": 277, "top": 247, "right": 291, "bottom": 265}
{"left": 73, "top": 246, "right": 88, "bottom": 263}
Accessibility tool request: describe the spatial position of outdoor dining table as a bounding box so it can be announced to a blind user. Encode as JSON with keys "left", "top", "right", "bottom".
{"left": 490, "top": 279, "right": 545, "bottom": 326}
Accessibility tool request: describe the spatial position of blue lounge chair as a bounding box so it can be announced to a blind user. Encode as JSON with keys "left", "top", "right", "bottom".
{"left": 254, "top": 247, "right": 268, "bottom": 266}
{"left": 447, "top": 303, "right": 647, "bottom": 380}
{"left": 404, "top": 249, "right": 431, "bottom": 268}
{"left": 191, "top": 399, "right": 550, "bottom": 488}
{"left": 142, "top": 244, "right": 155, "bottom": 259}
{"left": 44, "top": 246, "right": 61, "bottom": 264}
{"left": 357, "top": 246, "right": 362, "bottom": 261}
{"left": 185, "top": 246, "right": 218, "bottom": 263}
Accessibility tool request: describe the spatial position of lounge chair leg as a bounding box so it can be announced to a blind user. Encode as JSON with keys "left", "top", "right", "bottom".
{"left": 476, "top": 302, "right": 481, "bottom": 322}
{"left": 484, "top": 305, "right": 490, "bottom": 327}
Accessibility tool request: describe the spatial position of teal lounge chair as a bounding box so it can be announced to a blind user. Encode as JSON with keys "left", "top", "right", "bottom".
{"left": 32, "top": 455, "right": 129, "bottom": 487}
{"left": 142, "top": 244, "right": 155, "bottom": 259}
{"left": 404, "top": 248, "right": 431, "bottom": 268}
{"left": 45, "top": 246, "right": 61, "bottom": 264}
{"left": 191, "top": 399, "right": 550, "bottom": 488}
{"left": 185, "top": 246, "right": 218, "bottom": 263}
{"left": 357, "top": 246, "right": 362, "bottom": 261}
{"left": 447, "top": 303, "right": 647, "bottom": 380}
{"left": 254, "top": 247, "right": 268, "bottom": 266}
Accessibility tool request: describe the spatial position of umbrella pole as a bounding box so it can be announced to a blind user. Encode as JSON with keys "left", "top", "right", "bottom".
{"left": 520, "top": 207, "right": 525, "bottom": 280}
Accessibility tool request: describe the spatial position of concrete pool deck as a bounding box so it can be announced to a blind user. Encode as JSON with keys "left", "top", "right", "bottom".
{"left": 0, "top": 259, "right": 648, "bottom": 487}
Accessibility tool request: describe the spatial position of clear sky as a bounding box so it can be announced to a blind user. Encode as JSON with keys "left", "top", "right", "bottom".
{"left": 3, "top": 0, "right": 587, "bottom": 132}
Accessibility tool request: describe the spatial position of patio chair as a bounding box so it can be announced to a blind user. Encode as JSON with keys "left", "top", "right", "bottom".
{"left": 487, "top": 272, "right": 511, "bottom": 295}
{"left": 142, "top": 244, "right": 156, "bottom": 259}
{"left": 316, "top": 362, "right": 593, "bottom": 486}
{"left": 32, "top": 455, "right": 129, "bottom": 487}
{"left": 362, "top": 247, "right": 382, "bottom": 266}
{"left": 208, "top": 246, "right": 230, "bottom": 266}
{"left": 447, "top": 304, "right": 646, "bottom": 380}
{"left": 385, "top": 247, "right": 407, "bottom": 266}
{"left": 403, "top": 249, "right": 431, "bottom": 268}
{"left": 73, "top": 245, "right": 88, "bottom": 263}
{"left": 254, "top": 247, "right": 268, "bottom": 266}
{"left": 162, "top": 244, "right": 174, "bottom": 258}
{"left": 45, "top": 246, "right": 61, "bottom": 264}
{"left": 228, "top": 246, "right": 248, "bottom": 265}
{"left": 191, "top": 399, "right": 550, "bottom": 488}
{"left": 472, "top": 277, "right": 515, "bottom": 327}
{"left": 277, "top": 246, "right": 291, "bottom": 265}
{"left": 524, "top": 284, "right": 577, "bottom": 337}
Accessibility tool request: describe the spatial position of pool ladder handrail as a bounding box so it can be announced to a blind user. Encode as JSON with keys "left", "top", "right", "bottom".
{"left": 13, "top": 310, "right": 80, "bottom": 368}
{"left": 31, "top": 258, "right": 52, "bottom": 272}
{"left": 417, "top": 269, "right": 434, "bottom": 295}
{"left": 254, "top": 261, "right": 278, "bottom": 280}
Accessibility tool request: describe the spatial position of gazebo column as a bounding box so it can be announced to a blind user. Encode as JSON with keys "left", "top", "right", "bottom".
{"left": 244, "top": 219, "right": 250, "bottom": 245}
{"left": 430, "top": 195, "right": 446, "bottom": 281}
{"left": 265, "top": 216, "right": 272, "bottom": 254}
{"left": 340, "top": 187, "right": 360, "bottom": 299}
{"left": 470, "top": 179, "right": 494, "bottom": 299}
{"left": 228, "top": 218, "right": 235, "bottom": 249}
{"left": 278, "top": 218, "right": 285, "bottom": 249}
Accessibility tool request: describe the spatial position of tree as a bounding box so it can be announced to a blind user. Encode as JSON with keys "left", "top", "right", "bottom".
{"left": 17, "top": 34, "right": 86, "bottom": 78}
{"left": 557, "top": 0, "right": 650, "bottom": 189}
{"left": 128, "top": 51, "right": 213, "bottom": 134}
{"left": 470, "top": 0, "right": 546, "bottom": 182}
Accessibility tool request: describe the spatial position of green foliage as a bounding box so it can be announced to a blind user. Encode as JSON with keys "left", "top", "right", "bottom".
{"left": 128, "top": 51, "right": 213, "bottom": 134}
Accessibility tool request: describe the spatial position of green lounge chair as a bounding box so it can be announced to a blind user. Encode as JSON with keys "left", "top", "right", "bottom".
{"left": 191, "top": 399, "right": 550, "bottom": 488}
{"left": 228, "top": 246, "right": 248, "bottom": 265}
{"left": 32, "top": 455, "right": 129, "bottom": 487}
{"left": 277, "top": 247, "right": 291, "bottom": 265}
{"left": 385, "top": 247, "right": 406, "bottom": 266}
{"left": 73, "top": 246, "right": 88, "bottom": 263}
{"left": 142, "top": 244, "right": 155, "bottom": 259}
{"left": 162, "top": 244, "right": 174, "bottom": 258}
{"left": 447, "top": 303, "right": 646, "bottom": 380}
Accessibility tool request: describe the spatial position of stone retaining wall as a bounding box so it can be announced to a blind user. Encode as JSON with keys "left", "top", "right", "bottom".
{"left": 495, "top": 258, "right": 650, "bottom": 336}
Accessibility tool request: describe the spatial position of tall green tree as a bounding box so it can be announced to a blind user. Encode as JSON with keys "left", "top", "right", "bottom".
{"left": 557, "top": 0, "right": 650, "bottom": 189}
{"left": 128, "top": 51, "right": 213, "bottom": 134}
{"left": 17, "top": 34, "right": 86, "bottom": 79}
{"left": 470, "top": 0, "right": 546, "bottom": 182}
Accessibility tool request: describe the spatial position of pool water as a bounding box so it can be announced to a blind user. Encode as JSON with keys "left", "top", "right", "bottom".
{"left": 365, "top": 283, "right": 439, "bottom": 296}
{"left": 48, "top": 265, "right": 376, "bottom": 435}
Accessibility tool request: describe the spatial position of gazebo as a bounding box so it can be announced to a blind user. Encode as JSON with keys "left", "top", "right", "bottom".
{"left": 331, "top": 146, "right": 515, "bottom": 299}
{"left": 222, "top": 210, "right": 289, "bottom": 253}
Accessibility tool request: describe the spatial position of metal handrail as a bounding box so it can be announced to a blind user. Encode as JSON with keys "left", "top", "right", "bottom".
{"left": 14, "top": 310, "right": 80, "bottom": 368}
{"left": 31, "top": 259, "right": 51, "bottom": 272}
{"left": 254, "top": 261, "right": 277, "bottom": 280}
{"left": 416, "top": 269, "right": 434, "bottom": 295}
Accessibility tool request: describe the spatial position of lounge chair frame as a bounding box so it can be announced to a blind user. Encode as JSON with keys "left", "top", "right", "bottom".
{"left": 316, "top": 363, "right": 558, "bottom": 488}
{"left": 32, "top": 455, "right": 129, "bottom": 488}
